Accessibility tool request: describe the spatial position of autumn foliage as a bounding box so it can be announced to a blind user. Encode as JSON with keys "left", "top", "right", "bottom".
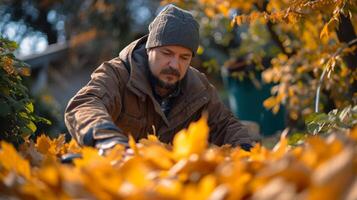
{"left": 1, "top": 1, "right": 357, "bottom": 199}
{"left": 164, "top": 0, "right": 357, "bottom": 125}
{"left": 1, "top": 116, "right": 357, "bottom": 199}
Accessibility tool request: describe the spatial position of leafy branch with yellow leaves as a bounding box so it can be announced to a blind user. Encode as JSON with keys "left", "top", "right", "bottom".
{"left": 163, "top": 0, "right": 357, "bottom": 132}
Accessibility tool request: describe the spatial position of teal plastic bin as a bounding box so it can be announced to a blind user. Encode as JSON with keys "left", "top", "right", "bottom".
{"left": 222, "top": 70, "right": 285, "bottom": 136}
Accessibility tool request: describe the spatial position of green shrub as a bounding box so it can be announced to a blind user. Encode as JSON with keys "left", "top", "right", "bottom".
{"left": 305, "top": 105, "right": 357, "bottom": 135}
{"left": 0, "top": 37, "right": 50, "bottom": 147}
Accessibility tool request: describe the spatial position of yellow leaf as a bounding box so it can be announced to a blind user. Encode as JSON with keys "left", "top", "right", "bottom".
{"left": 277, "top": 53, "right": 288, "bottom": 61}
{"left": 183, "top": 175, "right": 217, "bottom": 200}
{"left": 0, "top": 141, "right": 31, "bottom": 179}
{"left": 197, "top": 45, "right": 204, "bottom": 55}
{"left": 37, "top": 165, "right": 60, "bottom": 187}
{"left": 218, "top": 3, "right": 229, "bottom": 17}
{"left": 25, "top": 102, "right": 34, "bottom": 113}
{"left": 74, "top": 147, "right": 107, "bottom": 168}
{"left": 27, "top": 121, "right": 37, "bottom": 133}
{"left": 263, "top": 96, "right": 277, "bottom": 109}
{"left": 289, "top": 110, "right": 299, "bottom": 120}
{"left": 350, "top": 126, "right": 357, "bottom": 141}
{"left": 236, "top": 16, "right": 243, "bottom": 26}
{"left": 231, "top": 17, "right": 236, "bottom": 27}
{"left": 248, "top": 143, "right": 269, "bottom": 162}
{"left": 119, "top": 157, "right": 152, "bottom": 188}
{"left": 147, "top": 134, "right": 159, "bottom": 142}
{"left": 64, "top": 139, "right": 81, "bottom": 154}
{"left": 35, "top": 134, "right": 65, "bottom": 157}
{"left": 320, "top": 19, "right": 337, "bottom": 39}
{"left": 226, "top": 173, "right": 251, "bottom": 199}
{"left": 199, "top": 175, "right": 217, "bottom": 196}
{"left": 17, "top": 67, "right": 31, "bottom": 76}
{"left": 50, "top": 134, "right": 66, "bottom": 155}
{"left": 155, "top": 179, "right": 183, "bottom": 198}
{"left": 129, "top": 134, "right": 139, "bottom": 155}
{"left": 288, "top": 87, "right": 295, "bottom": 97}
{"left": 308, "top": 147, "right": 354, "bottom": 200}
{"left": 105, "top": 144, "right": 125, "bottom": 163}
{"left": 173, "top": 114, "right": 209, "bottom": 160}
{"left": 140, "top": 145, "right": 174, "bottom": 170}
{"left": 1, "top": 56, "right": 16, "bottom": 75}
{"left": 204, "top": 8, "right": 215, "bottom": 18}
{"left": 35, "top": 135, "right": 52, "bottom": 155}
{"left": 271, "top": 129, "right": 289, "bottom": 159}
{"left": 70, "top": 29, "right": 97, "bottom": 47}
{"left": 272, "top": 104, "right": 280, "bottom": 114}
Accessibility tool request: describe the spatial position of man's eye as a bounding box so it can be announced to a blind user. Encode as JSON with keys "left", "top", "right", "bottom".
{"left": 162, "top": 51, "right": 171, "bottom": 55}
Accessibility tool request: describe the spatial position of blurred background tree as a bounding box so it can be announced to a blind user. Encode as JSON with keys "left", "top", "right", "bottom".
{"left": 0, "top": 0, "right": 161, "bottom": 54}
{"left": 164, "top": 0, "right": 357, "bottom": 135}
{"left": 1, "top": 0, "right": 356, "bottom": 139}
{"left": 0, "top": 0, "right": 161, "bottom": 138}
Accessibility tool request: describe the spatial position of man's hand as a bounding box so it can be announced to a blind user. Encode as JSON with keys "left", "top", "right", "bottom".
{"left": 95, "top": 135, "right": 129, "bottom": 156}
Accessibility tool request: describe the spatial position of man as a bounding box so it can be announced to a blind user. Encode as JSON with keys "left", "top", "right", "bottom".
{"left": 64, "top": 4, "right": 253, "bottom": 151}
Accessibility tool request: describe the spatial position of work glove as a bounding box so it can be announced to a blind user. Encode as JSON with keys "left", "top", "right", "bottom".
{"left": 61, "top": 135, "right": 129, "bottom": 163}
{"left": 95, "top": 135, "right": 129, "bottom": 156}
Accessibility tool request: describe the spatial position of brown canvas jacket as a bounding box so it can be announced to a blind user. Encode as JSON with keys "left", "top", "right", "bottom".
{"left": 64, "top": 36, "right": 253, "bottom": 147}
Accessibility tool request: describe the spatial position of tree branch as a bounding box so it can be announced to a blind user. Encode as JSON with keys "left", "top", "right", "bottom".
{"left": 255, "top": 2, "right": 295, "bottom": 57}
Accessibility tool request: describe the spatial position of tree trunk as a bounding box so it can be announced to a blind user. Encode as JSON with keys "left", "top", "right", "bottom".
{"left": 336, "top": 14, "right": 357, "bottom": 100}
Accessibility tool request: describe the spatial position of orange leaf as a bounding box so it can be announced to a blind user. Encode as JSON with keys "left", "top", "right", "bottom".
{"left": 35, "top": 135, "right": 53, "bottom": 155}
{"left": 129, "top": 134, "right": 139, "bottom": 155}
{"left": 172, "top": 114, "right": 209, "bottom": 160}
{"left": 263, "top": 96, "right": 277, "bottom": 109}
{"left": 271, "top": 129, "right": 289, "bottom": 159}
{"left": 0, "top": 141, "right": 31, "bottom": 179}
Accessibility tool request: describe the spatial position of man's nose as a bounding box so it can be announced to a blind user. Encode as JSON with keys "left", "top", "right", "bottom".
{"left": 169, "top": 57, "right": 179, "bottom": 69}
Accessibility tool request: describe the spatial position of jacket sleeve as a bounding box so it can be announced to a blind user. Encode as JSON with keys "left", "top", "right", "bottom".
{"left": 64, "top": 58, "right": 128, "bottom": 146}
{"left": 205, "top": 83, "right": 253, "bottom": 147}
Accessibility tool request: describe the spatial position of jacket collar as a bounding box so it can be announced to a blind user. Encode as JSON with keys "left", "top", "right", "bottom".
{"left": 119, "top": 35, "right": 152, "bottom": 99}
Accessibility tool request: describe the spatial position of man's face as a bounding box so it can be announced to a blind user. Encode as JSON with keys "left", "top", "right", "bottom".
{"left": 147, "top": 45, "right": 192, "bottom": 89}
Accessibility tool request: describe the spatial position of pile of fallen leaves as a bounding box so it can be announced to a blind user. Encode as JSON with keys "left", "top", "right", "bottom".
{"left": 1, "top": 116, "right": 357, "bottom": 200}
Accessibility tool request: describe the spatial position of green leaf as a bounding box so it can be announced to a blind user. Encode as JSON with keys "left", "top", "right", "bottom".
{"left": 4, "top": 39, "right": 18, "bottom": 51}
{"left": 338, "top": 106, "right": 350, "bottom": 121}
{"left": 307, "top": 123, "right": 322, "bottom": 134}
{"left": 20, "top": 126, "right": 33, "bottom": 137}
{"left": 25, "top": 102, "right": 34, "bottom": 113}
{"left": 37, "top": 117, "right": 52, "bottom": 125}
{"left": 305, "top": 113, "right": 321, "bottom": 124}
{"left": 0, "top": 51, "right": 13, "bottom": 57}
{"left": 305, "top": 113, "right": 329, "bottom": 124}
{"left": 288, "top": 132, "right": 306, "bottom": 145}
{"left": 26, "top": 121, "right": 37, "bottom": 133}
{"left": 351, "top": 105, "right": 357, "bottom": 113}
{"left": 19, "top": 112, "right": 29, "bottom": 119}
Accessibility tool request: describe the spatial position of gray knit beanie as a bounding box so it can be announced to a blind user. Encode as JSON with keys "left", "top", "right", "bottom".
{"left": 146, "top": 4, "right": 200, "bottom": 56}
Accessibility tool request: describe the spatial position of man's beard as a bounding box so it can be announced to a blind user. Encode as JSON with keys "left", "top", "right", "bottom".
{"left": 155, "top": 76, "right": 178, "bottom": 90}
{"left": 150, "top": 67, "right": 180, "bottom": 91}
